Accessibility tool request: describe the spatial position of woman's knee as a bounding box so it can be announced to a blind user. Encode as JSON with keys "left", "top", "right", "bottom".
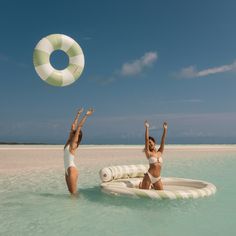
{"left": 153, "top": 181, "right": 163, "bottom": 190}
{"left": 140, "top": 181, "right": 151, "bottom": 189}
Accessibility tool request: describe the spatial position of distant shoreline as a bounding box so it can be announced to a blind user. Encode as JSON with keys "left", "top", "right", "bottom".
{"left": 1, "top": 142, "right": 236, "bottom": 145}
{"left": 1, "top": 144, "right": 236, "bottom": 151}
{"left": 0, "top": 142, "right": 52, "bottom": 145}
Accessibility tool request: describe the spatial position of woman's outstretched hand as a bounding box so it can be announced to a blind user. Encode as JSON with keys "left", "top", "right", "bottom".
{"left": 86, "top": 108, "right": 94, "bottom": 116}
{"left": 163, "top": 122, "right": 168, "bottom": 130}
{"left": 77, "top": 107, "right": 84, "bottom": 115}
{"left": 144, "top": 120, "right": 149, "bottom": 128}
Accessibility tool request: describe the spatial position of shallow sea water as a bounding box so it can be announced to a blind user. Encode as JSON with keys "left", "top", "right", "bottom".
{"left": 0, "top": 145, "right": 236, "bottom": 236}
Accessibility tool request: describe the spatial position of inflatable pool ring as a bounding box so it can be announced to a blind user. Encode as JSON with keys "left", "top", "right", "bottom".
{"left": 99, "top": 164, "right": 217, "bottom": 199}
{"left": 33, "top": 34, "right": 84, "bottom": 87}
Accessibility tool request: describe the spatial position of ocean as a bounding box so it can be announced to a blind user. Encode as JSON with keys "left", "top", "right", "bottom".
{"left": 0, "top": 145, "right": 235, "bottom": 235}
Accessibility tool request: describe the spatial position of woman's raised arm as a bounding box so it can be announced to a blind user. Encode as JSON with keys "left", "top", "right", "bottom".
{"left": 158, "top": 122, "right": 167, "bottom": 153}
{"left": 64, "top": 108, "right": 84, "bottom": 148}
{"left": 144, "top": 120, "right": 150, "bottom": 157}
{"left": 70, "top": 108, "right": 94, "bottom": 151}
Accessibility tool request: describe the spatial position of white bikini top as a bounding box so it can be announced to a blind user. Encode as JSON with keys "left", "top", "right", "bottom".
{"left": 149, "top": 156, "right": 163, "bottom": 165}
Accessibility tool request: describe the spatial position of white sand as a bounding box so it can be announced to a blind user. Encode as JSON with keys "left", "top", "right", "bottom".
{"left": 0, "top": 144, "right": 236, "bottom": 173}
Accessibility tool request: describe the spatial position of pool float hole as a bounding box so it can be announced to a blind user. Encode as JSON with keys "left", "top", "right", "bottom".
{"left": 50, "top": 50, "right": 69, "bottom": 70}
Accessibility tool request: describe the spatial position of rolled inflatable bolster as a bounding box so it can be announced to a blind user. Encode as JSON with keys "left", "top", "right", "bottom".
{"left": 99, "top": 164, "right": 149, "bottom": 182}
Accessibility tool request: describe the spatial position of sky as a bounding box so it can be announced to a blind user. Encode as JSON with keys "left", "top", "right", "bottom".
{"left": 0, "top": 0, "right": 236, "bottom": 144}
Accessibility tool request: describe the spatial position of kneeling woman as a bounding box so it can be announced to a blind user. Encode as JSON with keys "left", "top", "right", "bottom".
{"left": 64, "top": 108, "right": 94, "bottom": 195}
{"left": 140, "top": 120, "right": 167, "bottom": 190}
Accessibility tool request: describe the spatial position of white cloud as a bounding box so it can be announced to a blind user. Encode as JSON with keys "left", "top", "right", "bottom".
{"left": 177, "top": 61, "right": 236, "bottom": 79}
{"left": 121, "top": 52, "right": 158, "bottom": 76}
{"left": 90, "top": 51, "right": 158, "bottom": 85}
{"left": 178, "top": 65, "right": 197, "bottom": 78}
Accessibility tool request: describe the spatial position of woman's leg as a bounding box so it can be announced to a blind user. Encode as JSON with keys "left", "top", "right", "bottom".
{"left": 152, "top": 179, "right": 163, "bottom": 190}
{"left": 65, "top": 167, "right": 78, "bottom": 195}
{"left": 139, "top": 173, "right": 152, "bottom": 189}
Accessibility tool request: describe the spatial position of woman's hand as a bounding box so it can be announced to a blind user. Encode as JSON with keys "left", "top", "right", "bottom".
{"left": 77, "top": 107, "right": 84, "bottom": 115}
{"left": 145, "top": 120, "right": 149, "bottom": 128}
{"left": 163, "top": 122, "right": 168, "bottom": 130}
{"left": 86, "top": 108, "right": 94, "bottom": 116}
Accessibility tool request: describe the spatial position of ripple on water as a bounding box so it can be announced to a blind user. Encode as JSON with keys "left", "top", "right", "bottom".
{"left": 0, "top": 147, "right": 236, "bottom": 235}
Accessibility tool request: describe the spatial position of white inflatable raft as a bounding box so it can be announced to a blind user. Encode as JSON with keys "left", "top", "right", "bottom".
{"left": 99, "top": 164, "right": 216, "bottom": 199}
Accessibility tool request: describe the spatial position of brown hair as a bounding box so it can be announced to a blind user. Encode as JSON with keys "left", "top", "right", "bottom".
{"left": 149, "top": 136, "right": 156, "bottom": 143}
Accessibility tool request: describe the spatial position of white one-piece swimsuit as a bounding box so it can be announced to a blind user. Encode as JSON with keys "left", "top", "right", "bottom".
{"left": 64, "top": 145, "right": 76, "bottom": 175}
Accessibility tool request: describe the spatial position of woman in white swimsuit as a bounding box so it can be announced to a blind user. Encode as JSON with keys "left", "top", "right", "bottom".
{"left": 139, "top": 120, "right": 167, "bottom": 190}
{"left": 64, "top": 108, "right": 94, "bottom": 195}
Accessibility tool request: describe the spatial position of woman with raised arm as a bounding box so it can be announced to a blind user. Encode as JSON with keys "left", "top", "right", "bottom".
{"left": 139, "top": 120, "right": 167, "bottom": 190}
{"left": 63, "top": 108, "right": 94, "bottom": 195}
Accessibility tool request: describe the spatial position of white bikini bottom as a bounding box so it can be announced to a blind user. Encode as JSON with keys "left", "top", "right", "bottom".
{"left": 147, "top": 172, "right": 161, "bottom": 184}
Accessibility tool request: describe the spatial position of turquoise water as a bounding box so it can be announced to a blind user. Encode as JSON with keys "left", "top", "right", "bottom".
{"left": 0, "top": 146, "right": 236, "bottom": 236}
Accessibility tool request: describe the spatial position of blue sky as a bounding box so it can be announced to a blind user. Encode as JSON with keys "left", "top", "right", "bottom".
{"left": 0, "top": 0, "right": 236, "bottom": 144}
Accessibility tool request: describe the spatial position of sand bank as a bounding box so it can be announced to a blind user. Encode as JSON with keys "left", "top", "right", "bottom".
{"left": 0, "top": 145, "right": 236, "bottom": 173}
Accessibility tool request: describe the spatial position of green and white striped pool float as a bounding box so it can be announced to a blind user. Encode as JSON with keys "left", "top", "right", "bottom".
{"left": 33, "top": 34, "right": 84, "bottom": 87}
{"left": 99, "top": 165, "right": 217, "bottom": 199}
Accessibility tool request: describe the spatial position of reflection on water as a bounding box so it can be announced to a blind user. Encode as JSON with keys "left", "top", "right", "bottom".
{"left": 79, "top": 186, "right": 202, "bottom": 212}
{"left": 0, "top": 148, "right": 235, "bottom": 236}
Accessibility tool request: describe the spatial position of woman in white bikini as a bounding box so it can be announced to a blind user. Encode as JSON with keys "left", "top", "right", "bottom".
{"left": 63, "top": 108, "right": 94, "bottom": 195}
{"left": 140, "top": 120, "right": 167, "bottom": 190}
